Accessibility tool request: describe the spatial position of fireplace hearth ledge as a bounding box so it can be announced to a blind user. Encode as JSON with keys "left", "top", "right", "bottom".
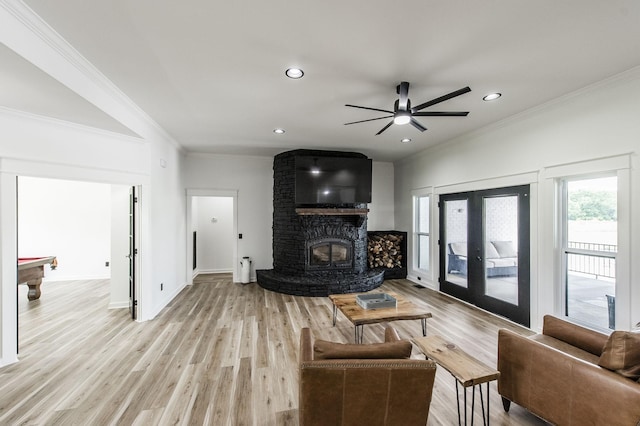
{"left": 256, "top": 269, "right": 385, "bottom": 297}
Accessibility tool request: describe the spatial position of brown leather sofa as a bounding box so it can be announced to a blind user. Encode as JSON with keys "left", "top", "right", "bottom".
{"left": 299, "top": 327, "right": 436, "bottom": 426}
{"left": 498, "top": 315, "right": 640, "bottom": 425}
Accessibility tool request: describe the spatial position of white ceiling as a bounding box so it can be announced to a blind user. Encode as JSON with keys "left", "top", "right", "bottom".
{"left": 4, "top": 1, "right": 640, "bottom": 161}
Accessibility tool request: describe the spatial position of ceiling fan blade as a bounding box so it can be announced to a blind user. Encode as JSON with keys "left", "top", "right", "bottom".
{"left": 411, "top": 86, "right": 471, "bottom": 112}
{"left": 410, "top": 118, "right": 427, "bottom": 132}
{"left": 375, "top": 121, "right": 394, "bottom": 135}
{"left": 344, "top": 115, "right": 393, "bottom": 125}
{"left": 397, "top": 81, "right": 410, "bottom": 110}
{"left": 412, "top": 111, "right": 469, "bottom": 117}
{"left": 345, "top": 104, "right": 394, "bottom": 114}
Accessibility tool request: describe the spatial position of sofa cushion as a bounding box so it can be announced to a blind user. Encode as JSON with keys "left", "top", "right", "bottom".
{"left": 491, "top": 240, "right": 517, "bottom": 258}
{"left": 488, "top": 257, "right": 517, "bottom": 268}
{"left": 598, "top": 331, "right": 640, "bottom": 380}
{"left": 542, "top": 315, "right": 608, "bottom": 356}
{"left": 313, "top": 339, "right": 412, "bottom": 360}
{"left": 450, "top": 242, "right": 467, "bottom": 256}
{"left": 485, "top": 242, "right": 501, "bottom": 259}
{"left": 531, "top": 334, "right": 600, "bottom": 365}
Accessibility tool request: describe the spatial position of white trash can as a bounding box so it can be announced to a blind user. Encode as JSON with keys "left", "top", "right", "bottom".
{"left": 240, "top": 256, "right": 251, "bottom": 284}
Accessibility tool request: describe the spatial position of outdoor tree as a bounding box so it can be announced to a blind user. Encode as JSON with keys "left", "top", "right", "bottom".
{"left": 568, "top": 190, "right": 616, "bottom": 221}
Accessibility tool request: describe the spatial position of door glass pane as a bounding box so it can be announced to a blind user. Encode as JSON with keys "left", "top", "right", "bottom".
{"left": 311, "top": 245, "right": 330, "bottom": 266}
{"left": 331, "top": 243, "right": 348, "bottom": 263}
{"left": 565, "top": 176, "right": 617, "bottom": 329}
{"left": 445, "top": 199, "right": 468, "bottom": 288}
{"left": 484, "top": 196, "right": 519, "bottom": 305}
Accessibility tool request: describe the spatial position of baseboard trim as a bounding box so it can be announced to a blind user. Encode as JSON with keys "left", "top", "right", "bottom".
{"left": 406, "top": 274, "right": 438, "bottom": 290}
{"left": 108, "top": 301, "right": 129, "bottom": 309}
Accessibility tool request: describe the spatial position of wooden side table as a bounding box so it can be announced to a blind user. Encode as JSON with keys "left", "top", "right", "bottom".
{"left": 412, "top": 335, "right": 500, "bottom": 426}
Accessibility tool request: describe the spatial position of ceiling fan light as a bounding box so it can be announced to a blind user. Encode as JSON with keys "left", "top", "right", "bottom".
{"left": 401, "top": 138, "right": 412, "bottom": 143}
{"left": 393, "top": 114, "right": 411, "bottom": 125}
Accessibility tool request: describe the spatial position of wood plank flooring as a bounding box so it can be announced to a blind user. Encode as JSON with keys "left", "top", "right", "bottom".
{"left": 2, "top": 274, "right": 548, "bottom": 425}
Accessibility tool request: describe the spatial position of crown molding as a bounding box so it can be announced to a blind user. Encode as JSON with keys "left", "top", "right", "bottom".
{"left": 0, "top": 0, "right": 184, "bottom": 152}
{"left": 0, "top": 106, "right": 147, "bottom": 144}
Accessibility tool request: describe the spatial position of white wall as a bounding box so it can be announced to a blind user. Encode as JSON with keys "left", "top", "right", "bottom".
{"left": 195, "top": 196, "right": 234, "bottom": 273}
{"left": 18, "top": 176, "right": 111, "bottom": 281}
{"left": 145, "top": 138, "right": 187, "bottom": 318}
{"left": 368, "top": 161, "right": 395, "bottom": 231}
{"left": 395, "top": 67, "right": 640, "bottom": 330}
{"left": 183, "top": 154, "right": 273, "bottom": 275}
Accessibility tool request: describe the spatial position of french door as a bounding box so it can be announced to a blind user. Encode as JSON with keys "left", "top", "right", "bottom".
{"left": 439, "top": 185, "right": 530, "bottom": 326}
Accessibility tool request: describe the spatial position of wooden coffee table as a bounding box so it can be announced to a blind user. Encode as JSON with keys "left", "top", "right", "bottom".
{"left": 413, "top": 335, "right": 500, "bottom": 426}
{"left": 329, "top": 291, "right": 432, "bottom": 343}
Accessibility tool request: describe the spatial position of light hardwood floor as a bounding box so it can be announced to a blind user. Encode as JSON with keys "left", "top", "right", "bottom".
{"left": 2, "top": 274, "right": 548, "bottom": 425}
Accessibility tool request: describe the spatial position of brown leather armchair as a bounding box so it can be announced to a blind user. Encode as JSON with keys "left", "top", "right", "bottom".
{"left": 299, "top": 327, "right": 436, "bottom": 426}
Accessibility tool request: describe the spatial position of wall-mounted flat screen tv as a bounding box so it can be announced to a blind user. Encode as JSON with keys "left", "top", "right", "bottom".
{"left": 295, "top": 155, "right": 372, "bottom": 205}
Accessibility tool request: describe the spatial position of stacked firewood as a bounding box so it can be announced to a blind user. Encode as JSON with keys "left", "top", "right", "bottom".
{"left": 368, "top": 234, "right": 403, "bottom": 269}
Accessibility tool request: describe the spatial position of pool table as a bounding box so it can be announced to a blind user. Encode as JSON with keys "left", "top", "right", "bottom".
{"left": 17, "top": 256, "right": 57, "bottom": 300}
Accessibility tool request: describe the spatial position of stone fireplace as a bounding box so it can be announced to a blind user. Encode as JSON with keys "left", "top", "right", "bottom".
{"left": 256, "top": 149, "right": 384, "bottom": 296}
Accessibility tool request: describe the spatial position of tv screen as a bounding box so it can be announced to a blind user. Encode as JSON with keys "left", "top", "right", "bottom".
{"left": 295, "top": 156, "right": 372, "bottom": 205}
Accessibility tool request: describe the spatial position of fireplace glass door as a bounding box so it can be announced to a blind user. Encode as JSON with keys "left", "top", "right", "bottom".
{"left": 308, "top": 239, "right": 353, "bottom": 270}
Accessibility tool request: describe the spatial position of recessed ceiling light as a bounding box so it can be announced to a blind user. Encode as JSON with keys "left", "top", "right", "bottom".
{"left": 483, "top": 92, "right": 502, "bottom": 101}
{"left": 285, "top": 68, "right": 304, "bottom": 79}
{"left": 401, "top": 138, "right": 412, "bottom": 143}
{"left": 273, "top": 128, "right": 285, "bottom": 134}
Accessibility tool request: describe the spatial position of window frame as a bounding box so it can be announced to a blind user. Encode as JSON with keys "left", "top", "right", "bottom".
{"left": 412, "top": 188, "right": 433, "bottom": 280}
{"left": 543, "top": 154, "right": 630, "bottom": 330}
{"left": 560, "top": 174, "right": 618, "bottom": 330}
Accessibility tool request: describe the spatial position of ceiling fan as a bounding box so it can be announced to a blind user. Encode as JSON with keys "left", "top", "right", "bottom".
{"left": 344, "top": 82, "right": 471, "bottom": 135}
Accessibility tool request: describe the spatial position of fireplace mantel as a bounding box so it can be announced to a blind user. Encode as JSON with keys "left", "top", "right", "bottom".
{"left": 295, "top": 208, "right": 369, "bottom": 216}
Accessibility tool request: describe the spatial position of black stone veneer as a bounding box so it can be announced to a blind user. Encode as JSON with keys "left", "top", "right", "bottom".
{"left": 257, "top": 269, "right": 385, "bottom": 297}
{"left": 256, "top": 149, "right": 384, "bottom": 296}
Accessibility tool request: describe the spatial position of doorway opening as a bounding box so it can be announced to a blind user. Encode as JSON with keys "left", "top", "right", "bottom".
{"left": 16, "top": 176, "right": 136, "bottom": 351}
{"left": 187, "top": 190, "right": 238, "bottom": 283}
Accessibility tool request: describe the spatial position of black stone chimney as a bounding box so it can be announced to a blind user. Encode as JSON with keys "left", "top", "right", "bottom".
{"left": 256, "top": 149, "right": 384, "bottom": 296}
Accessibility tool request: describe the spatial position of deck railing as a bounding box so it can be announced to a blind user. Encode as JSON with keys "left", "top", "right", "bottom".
{"left": 566, "top": 241, "right": 616, "bottom": 279}
{"left": 567, "top": 241, "right": 617, "bottom": 253}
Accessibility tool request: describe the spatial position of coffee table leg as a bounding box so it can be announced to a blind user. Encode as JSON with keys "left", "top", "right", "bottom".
{"left": 464, "top": 383, "right": 469, "bottom": 426}
{"left": 471, "top": 385, "right": 476, "bottom": 426}
{"left": 455, "top": 380, "right": 462, "bottom": 426}
{"left": 332, "top": 304, "right": 337, "bottom": 326}
{"left": 354, "top": 325, "right": 364, "bottom": 344}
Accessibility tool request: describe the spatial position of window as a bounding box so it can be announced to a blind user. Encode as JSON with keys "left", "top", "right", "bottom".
{"left": 414, "top": 194, "right": 430, "bottom": 273}
{"left": 562, "top": 175, "right": 617, "bottom": 330}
